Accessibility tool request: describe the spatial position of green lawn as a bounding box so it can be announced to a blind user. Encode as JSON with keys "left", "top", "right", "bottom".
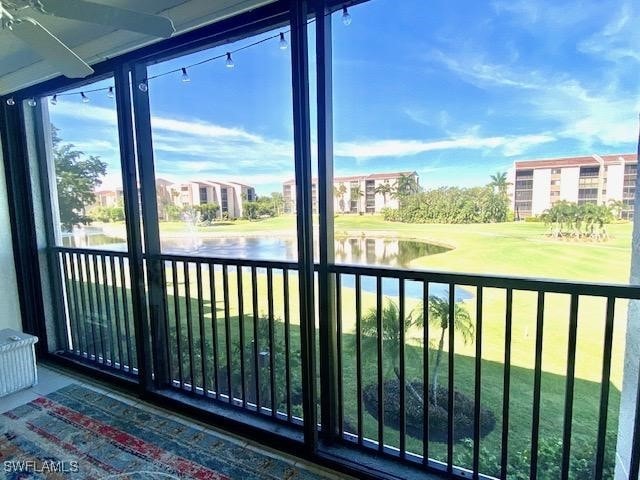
{"left": 85, "top": 215, "right": 634, "bottom": 477}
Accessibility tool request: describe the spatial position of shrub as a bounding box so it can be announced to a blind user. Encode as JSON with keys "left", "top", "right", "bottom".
{"left": 362, "top": 379, "right": 496, "bottom": 441}
{"left": 382, "top": 186, "right": 508, "bottom": 224}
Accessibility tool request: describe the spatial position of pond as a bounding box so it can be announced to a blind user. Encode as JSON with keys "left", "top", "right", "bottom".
{"left": 63, "top": 232, "right": 469, "bottom": 300}
{"left": 64, "top": 233, "right": 450, "bottom": 268}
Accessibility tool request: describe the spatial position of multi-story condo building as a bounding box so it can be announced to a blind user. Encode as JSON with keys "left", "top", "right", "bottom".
{"left": 169, "top": 180, "right": 256, "bottom": 219}
{"left": 508, "top": 154, "right": 637, "bottom": 219}
{"left": 283, "top": 171, "right": 419, "bottom": 214}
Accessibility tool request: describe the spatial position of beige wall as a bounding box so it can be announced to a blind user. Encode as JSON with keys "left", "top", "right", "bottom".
{"left": 0, "top": 145, "right": 22, "bottom": 331}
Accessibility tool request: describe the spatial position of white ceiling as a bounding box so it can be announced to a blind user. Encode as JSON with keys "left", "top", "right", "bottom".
{"left": 0, "top": 0, "right": 275, "bottom": 95}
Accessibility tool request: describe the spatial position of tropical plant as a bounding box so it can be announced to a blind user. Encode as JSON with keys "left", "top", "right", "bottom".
{"left": 415, "top": 295, "right": 473, "bottom": 406}
{"left": 374, "top": 182, "right": 393, "bottom": 207}
{"left": 392, "top": 173, "right": 420, "bottom": 206}
{"left": 333, "top": 183, "right": 347, "bottom": 213}
{"left": 361, "top": 299, "right": 423, "bottom": 404}
{"left": 350, "top": 185, "right": 364, "bottom": 214}
{"left": 541, "top": 201, "right": 614, "bottom": 240}
{"left": 196, "top": 203, "right": 220, "bottom": 223}
{"left": 488, "top": 171, "right": 510, "bottom": 195}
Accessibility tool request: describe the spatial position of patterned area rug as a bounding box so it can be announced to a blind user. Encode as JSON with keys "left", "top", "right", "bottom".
{"left": 0, "top": 384, "right": 330, "bottom": 479}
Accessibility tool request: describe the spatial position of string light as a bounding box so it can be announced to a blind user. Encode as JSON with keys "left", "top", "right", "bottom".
{"left": 342, "top": 6, "right": 352, "bottom": 26}
{"left": 5, "top": 9, "right": 351, "bottom": 105}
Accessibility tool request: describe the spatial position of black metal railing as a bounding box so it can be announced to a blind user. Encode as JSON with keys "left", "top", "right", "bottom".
{"left": 330, "top": 263, "right": 640, "bottom": 479}
{"left": 55, "top": 247, "right": 137, "bottom": 374}
{"left": 158, "top": 253, "right": 302, "bottom": 424}
{"left": 53, "top": 245, "right": 640, "bottom": 479}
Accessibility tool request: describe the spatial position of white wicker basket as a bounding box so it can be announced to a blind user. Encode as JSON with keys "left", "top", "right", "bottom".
{"left": 0, "top": 328, "right": 38, "bottom": 397}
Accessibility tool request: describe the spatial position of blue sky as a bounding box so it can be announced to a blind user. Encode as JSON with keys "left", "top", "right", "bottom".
{"left": 48, "top": 0, "right": 640, "bottom": 194}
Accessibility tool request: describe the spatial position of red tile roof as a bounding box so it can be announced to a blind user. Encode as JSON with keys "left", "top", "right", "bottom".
{"left": 515, "top": 153, "right": 636, "bottom": 170}
{"left": 282, "top": 171, "right": 417, "bottom": 185}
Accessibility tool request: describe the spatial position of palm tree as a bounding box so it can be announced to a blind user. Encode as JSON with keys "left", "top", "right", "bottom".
{"left": 489, "top": 171, "right": 510, "bottom": 195}
{"left": 361, "top": 299, "right": 424, "bottom": 405}
{"left": 415, "top": 295, "right": 473, "bottom": 406}
{"left": 607, "top": 199, "right": 625, "bottom": 220}
{"left": 392, "top": 174, "right": 420, "bottom": 205}
{"left": 350, "top": 185, "right": 364, "bottom": 214}
{"left": 374, "top": 182, "right": 393, "bottom": 208}
{"left": 334, "top": 183, "right": 347, "bottom": 213}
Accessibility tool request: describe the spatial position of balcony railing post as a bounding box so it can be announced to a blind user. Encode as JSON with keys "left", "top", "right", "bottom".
{"left": 115, "top": 65, "right": 154, "bottom": 391}
{"left": 290, "top": 0, "right": 318, "bottom": 453}
{"left": 315, "top": 0, "right": 339, "bottom": 443}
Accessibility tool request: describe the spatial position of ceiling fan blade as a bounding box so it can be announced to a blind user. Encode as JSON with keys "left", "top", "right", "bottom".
{"left": 11, "top": 17, "right": 94, "bottom": 78}
{"left": 39, "top": 0, "right": 175, "bottom": 38}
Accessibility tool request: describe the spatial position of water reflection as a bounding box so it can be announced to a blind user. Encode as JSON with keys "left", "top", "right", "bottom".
{"left": 161, "top": 236, "right": 450, "bottom": 267}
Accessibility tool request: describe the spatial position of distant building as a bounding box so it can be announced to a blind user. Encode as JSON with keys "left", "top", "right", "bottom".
{"left": 283, "top": 171, "right": 419, "bottom": 214}
{"left": 508, "top": 153, "right": 637, "bottom": 219}
{"left": 94, "top": 188, "right": 123, "bottom": 207}
{"left": 168, "top": 180, "right": 256, "bottom": 219}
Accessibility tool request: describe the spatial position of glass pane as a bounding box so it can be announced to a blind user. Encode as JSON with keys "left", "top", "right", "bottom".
{"left": 44, "top": 78, "right": 127, "bottom": 250}
{"left": 146, "top": 27, "right": 296, "bottom": 260}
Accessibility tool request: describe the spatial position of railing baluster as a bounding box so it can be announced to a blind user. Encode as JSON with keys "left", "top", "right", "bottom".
{"left": 594, "top": 296, "right": 615, "bottom": 480}
{"left": 356, "top": 274, "right": 363, "bottom": 445}
{"left": 447, "top": 283, "right": 455, "bottom": 473}
{"left": 118, "top": 256, "right": 134, "bottom": 371}
{"left": 171, "top": 260, "right": 183, "bottom": 388}
{"left": 91, "top": 254, "right": 105, "bottom": 363}
{"left": 184, "top": 262, "right": 195, "bottom": 392}
{"left": 376, "top": 276, "right": 384, "bottom": 452}
{"left": 561, "top": 294, "right": 580, "bottom": 480}
{"left": 196, "top": 263, "right": 208, "bottom": 396}
{"left": 283, "top": 268, "right": 292, "bottom": 421}
{"left": 473, "top": 286, "right": 483, "bottom": 479}
{"left": 208, "top": 264, "right": 219, "bottom": 398}
{"left": 399, "top": 278, "right": 406, "bottom": 458}
{"left": 222, "top": 264, "right": 232, "bottom": 402}
{"left": 267, "top": 267, "right": 276, "bottom": 416}
{"left": 109, "top": 256, "right": 124, "bottom": 370}
{"left": 422, "top": 281, "right": 429, "bottom": 466}
{"left": 237, "top": 265, "right": 246, "bottom": 406}
{"left": 251, "top": 266, "right": 261, "bottom": 412}
{"left": 72, "top": 254, "right": 91, "bottom": 360}
{"left": 60, "top": 252, "right": 77, "bottom": 354}
{"left": 530, "top": 291, "right": 545, "bottom": 479}
{"left": 69, "top": 253, "right": 85, "bottom": 357}
{"left": 100, "top": 255, "right": 115, "bottom": 367}
{"left": 336, "top": 273, "right": 343, "bottom": 436}
{"left": 83, "top": 254, "right": 98, "bottom": 362}
{"left": 501, "top": 288, "right": 513, "bottom": 480}
{"left": 161, "top": 259, "right": 173, "bottom": 386}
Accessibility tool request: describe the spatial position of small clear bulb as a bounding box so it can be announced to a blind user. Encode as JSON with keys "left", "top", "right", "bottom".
{"left": 50, "top": 95, "right": 58, "bottom": 106}
{"left": 27, "top": 98, "right": 37, "bottom": 107}
{"left": 6, "top": 98, "right": 15, "bottom": 106}
{"left": 107, "top": 87, "right": 114, "bottom": 99}
{"left": 181, "top": 67, "right": 191, "bottom": 82}
{"left": 342, "top": 6, "right": 352, "bottom": 26}
{"left": 226, "top": 52, "right": 234, "bottom": 68}
{"left": 81, "top": 92, "right": 89, "bottom": 103}
{"left": 138, "top": 82, "right": 148, "bottom": 92}
{"left": 279, "top": 32, "right": 288, "bottom": 50}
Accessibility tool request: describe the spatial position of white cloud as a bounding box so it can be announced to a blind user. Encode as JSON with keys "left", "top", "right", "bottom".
{"left": 335, "top": 133, "right": 555, "bottom": 160}
{"left": 429, "top": 51, "right": 640, "bottom": 148}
